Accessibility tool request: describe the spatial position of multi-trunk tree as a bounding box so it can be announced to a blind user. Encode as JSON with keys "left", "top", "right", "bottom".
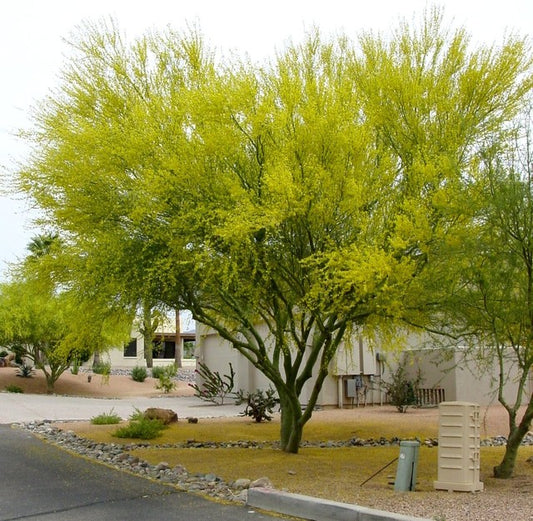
{"left": 0, "top": 236, "right": 131, "bottom": 392}
{"left": 15, "top": 11, "right": 531, "bottom": 452}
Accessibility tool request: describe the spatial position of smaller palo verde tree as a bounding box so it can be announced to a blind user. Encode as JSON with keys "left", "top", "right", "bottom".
{"left": 0, "top": 238, "right": 132, "bottom": 393}
{"left": 0, "top": 277, "right": 81, "bottom": 392}
{"left": 432, "top": 105, "right": 533, "bottom": 479}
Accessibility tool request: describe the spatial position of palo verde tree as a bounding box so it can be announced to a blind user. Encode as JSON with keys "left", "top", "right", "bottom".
{"left": 15, "top": 11, "right": 532, "bottom": 451}
{"left": 433, "top": 104, "right": 533, "bottom": 479}
{"left": 0, "top": 236, "right": 131, "bottom": 392}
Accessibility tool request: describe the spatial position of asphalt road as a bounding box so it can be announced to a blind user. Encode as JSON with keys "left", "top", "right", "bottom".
{"left": 0, "top": 425, "right": 281, "bottom": 521}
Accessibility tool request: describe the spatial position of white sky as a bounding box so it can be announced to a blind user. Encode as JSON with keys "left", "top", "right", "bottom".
{"left": 1, "top": 0, "right": 532, "bottom": 278}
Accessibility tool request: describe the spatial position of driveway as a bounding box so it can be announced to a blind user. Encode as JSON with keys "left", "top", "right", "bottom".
{"left": 0, "top": 424, "right": 280, "bottom": 521}
{"left": 0, "top": 392, "right": 243, "bottom": 423}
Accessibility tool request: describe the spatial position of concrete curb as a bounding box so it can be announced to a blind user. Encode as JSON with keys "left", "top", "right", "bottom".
{"left": 247, "top": 487, "right": 433, "bottom": 521}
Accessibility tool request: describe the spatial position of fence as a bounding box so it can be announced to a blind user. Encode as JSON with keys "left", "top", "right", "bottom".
{"left": 416, "top": 387, "right": 445, "bottom": 407}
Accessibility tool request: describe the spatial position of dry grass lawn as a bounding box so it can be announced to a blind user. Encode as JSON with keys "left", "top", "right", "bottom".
{"left": 59, "top": 407, "right": 533, "bottom": 512}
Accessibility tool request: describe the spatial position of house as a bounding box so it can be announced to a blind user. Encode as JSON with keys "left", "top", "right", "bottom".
{"left": 402, "top": 346, "right": 533, "bottom": 407}
{"left": 196, "top": 322, "right": 387, "bottom": 408}
{"left": 91, "top": 310, "right": 197, "bottom": 369}
{"left": 196, "top": 324, "right": 533, "bottom": 407}
{"left": 106, "top": 328, "right": 197, "bottom": 368}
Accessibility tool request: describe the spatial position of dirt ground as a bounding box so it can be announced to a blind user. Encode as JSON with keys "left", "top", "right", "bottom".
{"left": 0, "top": 366, "right": 195, "bottom": 398}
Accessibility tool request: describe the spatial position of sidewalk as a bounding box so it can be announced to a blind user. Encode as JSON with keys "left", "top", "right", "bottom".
{"left": 0, "top": 392, "right": 243, "bottom": 423}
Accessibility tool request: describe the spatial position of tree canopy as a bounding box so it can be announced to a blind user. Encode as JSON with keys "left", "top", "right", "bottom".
{"left": 0, "top": 235, "right": 131, "bottom": 392}
{"left": 427, "top": 103, "right": 533, "bottom": 478}
{"left": 14, "top": 10, "right": 532, "bottom": 451}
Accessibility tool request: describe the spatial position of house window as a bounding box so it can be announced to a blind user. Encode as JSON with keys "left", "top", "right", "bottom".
{"left": 124, "top": 339, "right": 137, "bottom": 358}
{"left": 153, "top": 340, "right": 175, "bottom": 359}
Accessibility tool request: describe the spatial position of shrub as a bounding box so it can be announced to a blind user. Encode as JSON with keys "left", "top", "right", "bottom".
{"left": 16, "top": 362, "right": 35, "bottom": 378}
{"left": 113, "top": 414, "right": 166, "bottom": 439}
{"left": 131, "top": 366, "right": 147, "bottom": 382}
{"left": 92, "top": 361, "right": 111, "bottom": 375}
{"left": 235, "top": 387, "right": 279, "bottom": 422}
{"left": 70, "top": 358, "right": 80, "bottom": 375}
{"left": 5, "top": 384, "right": 24, "bottom": 393}
{"left": 382, "top": 359, "right": 422, "bottom": 413}
{"left": 189, "top": 361, "right": 235, "bottom": 405}
{"left": 91, "top": 409, "right": 121, "bottom": 425}
{"left": 151, "top": 364, "right": 177, "bottom": 379}
{"left": 155, "top": 366, "right": 176, "bottom": 394}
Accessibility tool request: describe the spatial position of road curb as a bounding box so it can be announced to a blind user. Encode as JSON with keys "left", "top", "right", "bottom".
{"left": 247, "top": 487, "right": 433, "bottom": 521}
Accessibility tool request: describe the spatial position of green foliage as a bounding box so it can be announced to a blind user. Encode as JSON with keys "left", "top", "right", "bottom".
{"left": 70, "top": 358, "right": 80, "bottom": 375}
{"left": 4, "top": 385, "right": 24, "bottom": 393}
{"left": 0, "top": 235, "right": 131, "bottom": 393}
{"left": 113, "top": 414, "right": 166, "bottom": 439}
{"left": 131, "top": 366, "right": 147, "bottom": 382}
{"left": 128, "top": 408, "right": 145, "bottom": 421}
{"left": 183, "top": 341, "right": 195, "bottom": 359}
{"left": 16, "top": 362, "right": 35, "bottom": 378}
{"left": 91, "top": 409, "right": 121, "bottom": 425}
{"left": 155, "top": 365, "right": 177, "bottom": 393}
{"left": 13, "top": 10, "right": 532, "bottom": 451}
{"left": 382, "top": 359, "right": 422, "bottom": 413}
{"left": 151, "top": 364, "right": 176, "bottom": 379}
{"left": 92, "top": 361, "right": 111, "bottom": 375}
{"left": 235, "top": 387, "right": 279, "bottom": 422}
{"left": 190, "top": 362, "right": 235, "bottom": 405}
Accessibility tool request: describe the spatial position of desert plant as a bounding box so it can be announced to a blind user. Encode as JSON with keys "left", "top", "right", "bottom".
{"left": 70, "top": 357, "right": 80, "bottom": 375}
{"left": 151, "top": 364, "right": 177, "bottom": 379}
{"left": 16, "top": 362, "right": 35, "bottom": 378}
{"left": 5, "top": 384, "right": 24, "bottom": 393}
{"left": 189, "top": 361, "right": 235, "bottom": 405}
{"left": 91, "top": 409, "right": 121, "bottom": 425}
{"left": 131, "top": 366, "right": 147, "bottom": 382}
{"left": 155, "top": 366, "right": 176, "bottom": 394}
{"left": 113, "top": 414, "right": 166, "bottom": 439}
{"left": 92, "top": 361, "right": 111, "bottom": 375}
{"left": 382, "top": 359, "right": 422, "bottom": 413}
{"left": 235, "top": 387, "right": 279, "bottom": 422}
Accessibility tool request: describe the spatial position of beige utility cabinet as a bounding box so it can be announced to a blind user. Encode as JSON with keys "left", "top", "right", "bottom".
{"left": 434, "top": 401, "right": 484, "bottom": 492}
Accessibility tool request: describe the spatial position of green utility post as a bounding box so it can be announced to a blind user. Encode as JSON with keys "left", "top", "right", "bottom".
{"left": 394, "top": 440, "right": 420, "bottom": 491}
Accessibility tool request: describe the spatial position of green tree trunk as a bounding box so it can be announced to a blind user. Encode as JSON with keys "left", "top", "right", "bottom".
{"left": 174, "top": 308, "right": 182, "bottom": 369}
{"left": 279, "top": 391, "right": 304, "bottom": 453}
{"left": 493, "top": 400, "right": 533, "bottom": 478}
{"left": 142, "top": 304, "right": 154, "bottom": 369}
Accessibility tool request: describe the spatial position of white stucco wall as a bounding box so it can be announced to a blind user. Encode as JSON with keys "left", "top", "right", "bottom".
{"left": 402, "top": 347, "right": 530, "bottom": 406}
{"left": 195, "top": 322, "right": 383, "bottom": 407}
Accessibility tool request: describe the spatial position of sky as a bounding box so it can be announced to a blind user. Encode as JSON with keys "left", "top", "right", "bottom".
{"left": 1, "top": 0, "right": 532, "bottom": 279}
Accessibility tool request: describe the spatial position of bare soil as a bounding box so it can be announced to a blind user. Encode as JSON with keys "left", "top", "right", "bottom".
{"left": 0, "top": 366, "right": 195, "bottom": 398}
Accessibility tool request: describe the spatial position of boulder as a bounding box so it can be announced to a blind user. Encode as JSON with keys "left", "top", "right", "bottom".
{"left": 249, "top": 477, "right": 273, "bottom": 489}
{"left": 144, "top": 408, "right": 178, "bottom": 424}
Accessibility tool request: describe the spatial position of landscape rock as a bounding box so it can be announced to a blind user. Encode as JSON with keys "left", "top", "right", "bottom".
{"left": 250, "top": 477, "right": 273, "bottom": 489}
{"left": 233, "top": 478, "right": 251, "bottom": 489}
{"left": 144, "top": 408, "right": 178, "bottom": 424}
